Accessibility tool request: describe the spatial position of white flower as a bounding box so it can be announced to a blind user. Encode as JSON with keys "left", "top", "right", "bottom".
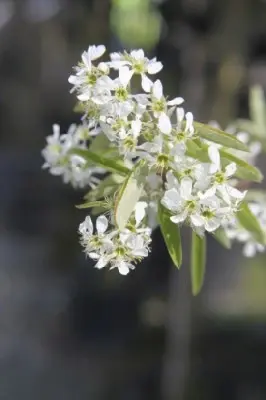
{"left": 171, "top": 108, "right": 194, "bottom": 151}
{"left": 42, "top": 124, "right": 77, "bottom": 174}
{"left": 162, "top": 177, "right": 201, "bottom": 225}
{"left": 190, "top": 196, "right": 231, "bottom": 233}
{"left": 92, "top": 66, "right": 135, "bottom": 113}
{"left": 162, "top": 176, "right": 232, "bottom": 234}
{"left": 202, "top": 145, "right": 246, "bottom": 204}
{"left": 68, "top": 45, "right": 107, "bottom": 101}
{"left": 150, "top": 80, "right": 184, "bottom": 134}
{"left": 137, "top": 135, "right": 173, "bottom": 171}
{"left": 94, "top": 229, "right": 151, "bottom": 275}
{"left": 223, "top": 200, "right": 266, "bottom": 258}
{"left": 79, "top": 215, "right": 111, "bottom": 255}
{"left": 109, "top": 49, "right": 163, "bottom": 92}
{"left": 42, "top": 124, "right": 104, "bottom": 188}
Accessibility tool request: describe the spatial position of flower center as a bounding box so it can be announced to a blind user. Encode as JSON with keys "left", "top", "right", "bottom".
{"left": 157, "top": 153, "right": 169, "bottom": 168}
{"left": 86, "top": 72, "right": 97, "bottom": 85}
{"left": 115, "top": 246, "right": 127, "bottom": 257}
{"left": 186, "top": 200, "right": 196, "bottom": 211}
{"left": 215, "top": 172, "right": 225, "bottom": 184}
{"left": 122, "top": 137, "right": 136, "bottom": 151}
{"left": 152, "top": 100, "right": 165, "bottom": 113}
{"left": 49, "top": 144, "right": 61, "bottom": 154}
{"left": 133, "top": 62, "right": 145, "bottom": 74}
{"left": 202, "top": 210, "right": 214, "bottom": 219}
{"left": 115, "top": 87, "right": 128, "bottom": 101}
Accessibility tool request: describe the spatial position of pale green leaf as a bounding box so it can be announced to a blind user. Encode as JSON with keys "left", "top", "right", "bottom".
{"left": 114, "top": 162, "right": 147, "bottom": 230}
{"left": 84, "top": 174, "right": 124, "bottom": 202}
{"left": 194, "top": 121, "right": 249, "bottom": 152}
{"left": 249, "top": 85, "right": 266, "bottom": 132}
{"left": 212, "top": 228, "right": 231, "bottom": 249}
{"left": 157, "top": 203, "right": 182, "bottom": 269}
{"left": 89, "top": 133, "right": 111, "bottom": 153}
{"left": 237, "top": 202, "right": 266, "bottom": 245}
{"left": 69, "top": 148, "right": 130, "bottom": 176}
{"left": 75, "top": 200, "right": 108, "bottom": 209}
{"left": 190, "top": 232, "right": 206, "bottom": 296}
{"left": 244, "top": 189, "right": 266, "bottom": 203}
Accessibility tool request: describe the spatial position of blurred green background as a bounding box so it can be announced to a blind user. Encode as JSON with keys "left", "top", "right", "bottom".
{"left": 1, "top": 0, "right": 266, "bottom": 399}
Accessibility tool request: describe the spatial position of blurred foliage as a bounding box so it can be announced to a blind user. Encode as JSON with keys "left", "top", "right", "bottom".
{"left": 110, "top": 0, "right": 162, "bottom": 49}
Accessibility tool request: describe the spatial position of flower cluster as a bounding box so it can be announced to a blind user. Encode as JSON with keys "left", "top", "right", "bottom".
{"left": 42, "top": 44, "right": 266, "bottom": 275}
{"left": 42, "top": 123, "right": 104, "bottom": 188}
{"left": 79, "top": 205, "right": 151, "bottom": 275}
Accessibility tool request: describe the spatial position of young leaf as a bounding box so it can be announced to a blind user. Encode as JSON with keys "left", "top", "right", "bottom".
{"left": 245, "top": 189, "right": 266, "bottom": 203}
{"left": 114, "top": 162, "right": 147, "bottom": 230}
{"left": 186, "top": 139, "right": 209, "bottom": 162}
{"left": 84, "top": 174, "right": 124, "bottom": 202}
{"left": 249, "top": 85, "right": 266, "bottom": 132}
{"left": 75, "top": 200, "right": 108, "bottom": 209}
{"left": 157, "top": 203, "right": 182, "bottom": 269}
{"left": 89, "top": 133, "right": 110, "bottom": 153}
{"left": 237, "top": 202, "right": 266, "bottom": 245}
{"left": 212, "top": 228, "right": 231, "bottom": 249}
{"left": 190, "top": 232, "right": 206, "bottom": 296}
{"left": 69, "top": 148, "right": 130, "bottom": 176}
{"left": 194, "top": 121, "right": 249, "bottom": 152}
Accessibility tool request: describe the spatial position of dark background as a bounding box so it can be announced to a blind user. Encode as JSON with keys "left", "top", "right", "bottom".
{"left": 1, "top": 0, "right": 266, "bottom": 399}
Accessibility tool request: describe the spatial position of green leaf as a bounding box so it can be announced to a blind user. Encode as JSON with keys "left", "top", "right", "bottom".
{"left": 237, "top": 202, "right": 266, "bottom": 245}
{"left": 157, "top": 203, "right": 182, "bottom": 269}
{"left": 186, "top": 139, "right": 209, "bottom": 162}
{"left": 75, "top": 200, "right": 108, "bottom": 209}
{"left": 190, "top": 232, "right": 206, "bottom": 296}
{"left": 245, "top": 189, "right": 266, "bottom": 203}
{"left": 89, "top": 133, "right": 111, "bottom": 153}
{"left": 212, "top": 228, "right": 231, "bottom": 249}
{"left": 69, "top": 148, "right": 130, "bottom": 176}
{"left": 84, "top": 174, "right": 124, "bottom": 202}
{"left": 114, "top": 162, "right": 147, "bottom": 230}
{"left": 220, "top": 149, "right": 263, "bottom": 182}
{"left": 249, "top": 85, "right": 266, "bottom": 132}
{"left": 194, "top": 121, "right": 249, "bottom": 152}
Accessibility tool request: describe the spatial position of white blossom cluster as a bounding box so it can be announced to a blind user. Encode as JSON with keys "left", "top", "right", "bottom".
{"left": 79, "top": 205, "right": 151, "bottom": 275}
{"left": 42, "top": 123, "right": 104, "bottom": 188}
{"left": 223, "top": 200, "right": 266, "bottom": 257}
{"left": 42, "top": 44, "right": 266, "bottom": 274}
{"left": 208, "top": 121, "right": 266, "bottom": 257}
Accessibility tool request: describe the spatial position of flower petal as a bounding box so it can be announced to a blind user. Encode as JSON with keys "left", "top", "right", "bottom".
{"left": 162, "top": 189, "right": 182, "bottom": 212}
{"left": 141, "top": 74, "right": 153, "bottom": 92}
{"left": 147, "top": 61, "right": 163, "bottom": 74}
{"left": 225, "top": 162, "right": 236, "bottom": 177}
{"left": 96, "top": 215, "right": 108, "bottom": 234}
{"left": 168, "top": 97, "right": 184, "bottom": 106}
{"left": 180, "top": 177, "right": 193, "bottom": 200}
{"left": 135, "top": 201, "right": 148, "bottom": 226}
{"left": 158, "top": 113, "right": 172, "bottom": 134}
{"left": 152, "top": 80, "right": 163, "bottom": 99}
{"left": 119, "top": 66, "right": 133, "bottom": 86}
{"left": 208, "top": 145, "right": 220, "bottom": 173}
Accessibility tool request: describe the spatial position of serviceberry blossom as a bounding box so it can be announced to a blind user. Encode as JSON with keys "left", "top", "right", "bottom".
{"left": 42, "top": 44, "right": 265, "bottom": 278}
{"left": 223, "top": 201, "right": 266, "bottom": 257}
{"left": 79, "top": 213, "right": 151, "bottom": 275}
{"left": 42, "top": 124, "right": 104, "bottom": 188}
{"left": 109, "top": 49, "right": 163, "bottom": 92}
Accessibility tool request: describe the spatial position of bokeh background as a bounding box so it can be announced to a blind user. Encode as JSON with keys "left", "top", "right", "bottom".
{"left": 1, "top": 0, "right": 266, "bottom": 399}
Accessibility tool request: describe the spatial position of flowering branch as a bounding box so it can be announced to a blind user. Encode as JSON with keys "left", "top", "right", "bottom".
{"left": 42, "top": 45, "right": 266, "bottom": 295}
